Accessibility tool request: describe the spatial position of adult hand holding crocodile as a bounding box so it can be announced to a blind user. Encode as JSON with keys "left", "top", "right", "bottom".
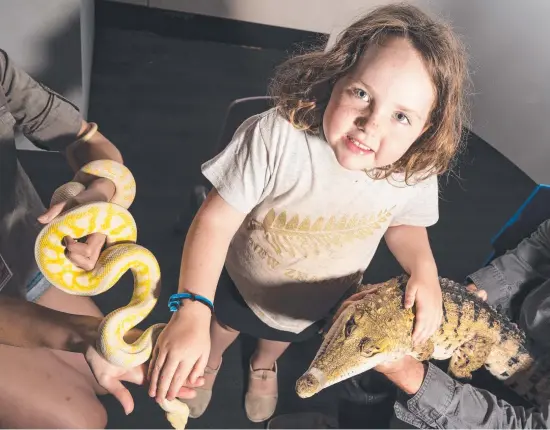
{"left": 375, "top": 353, "right": 550, "bottom": 429}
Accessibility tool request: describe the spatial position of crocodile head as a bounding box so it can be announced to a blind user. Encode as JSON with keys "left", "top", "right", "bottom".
{"left": 296, "top": 279, "right": 414, "bottom": 398}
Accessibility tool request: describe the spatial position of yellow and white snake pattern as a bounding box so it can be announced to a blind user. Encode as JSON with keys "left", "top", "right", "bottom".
{"left": 34, "top": 159, "right": 190, "bottom": 429}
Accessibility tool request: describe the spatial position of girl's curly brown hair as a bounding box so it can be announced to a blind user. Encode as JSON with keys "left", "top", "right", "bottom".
{"left": 269, "top": 3, "right": 470, "bottom": 181}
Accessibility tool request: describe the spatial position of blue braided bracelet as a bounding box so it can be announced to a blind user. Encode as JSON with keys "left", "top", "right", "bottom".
{"left": 168, "top": 292, "right": 214, "bottom": 313}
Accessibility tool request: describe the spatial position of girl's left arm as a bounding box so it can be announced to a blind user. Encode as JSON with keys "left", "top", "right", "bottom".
{"left": 384, "top": 225, "right": 442, "bottom": 346}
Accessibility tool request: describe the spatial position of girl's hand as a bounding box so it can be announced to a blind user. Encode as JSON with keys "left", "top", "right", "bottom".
{"left": 405, "top": 273, "right": 442, "bottom": 346}
{"left": 148, "top": 301, "right": 212, "bottom": 403}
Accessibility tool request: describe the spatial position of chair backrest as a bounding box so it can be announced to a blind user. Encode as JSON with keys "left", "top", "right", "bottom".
{"left": 215, "top": 96, "right": 275, "bottom": 155}
{"left": 485, "top": 183, "right": 550, "bottom": 264}
{"left": 179, "top": 96, "right": 276, "bottom": 231}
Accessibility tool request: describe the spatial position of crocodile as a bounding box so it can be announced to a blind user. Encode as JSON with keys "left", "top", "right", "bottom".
{"left": 296, "top": 275, "right": 550, "bottom": 406}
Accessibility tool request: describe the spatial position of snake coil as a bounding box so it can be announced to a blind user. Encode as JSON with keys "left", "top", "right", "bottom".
{"left": 34, "top": 160, "right": 190, "bottom": 429}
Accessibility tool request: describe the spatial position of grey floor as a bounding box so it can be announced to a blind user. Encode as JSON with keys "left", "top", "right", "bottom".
{"left": 19, "top": 4, "right": 536, "bottom": 429}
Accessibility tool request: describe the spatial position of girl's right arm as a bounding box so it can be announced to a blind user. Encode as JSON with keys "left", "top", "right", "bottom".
{"left": 148, "top": 188, "right": 247, "bottom": 402}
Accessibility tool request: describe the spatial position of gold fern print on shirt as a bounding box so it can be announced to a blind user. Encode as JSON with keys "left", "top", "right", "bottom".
{"left": 284, "top": 269, "right": 322, "bottom": 283}
{"left": 248, "top": 238, "right": 280, "bottom": 269}
{"left": 248, "top": 208, "right": 394, "bottom": 257}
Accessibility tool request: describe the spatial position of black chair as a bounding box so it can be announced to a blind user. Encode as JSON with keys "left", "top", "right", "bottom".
{"left": 174, "top": 96, "right": 274, "bottom": 234}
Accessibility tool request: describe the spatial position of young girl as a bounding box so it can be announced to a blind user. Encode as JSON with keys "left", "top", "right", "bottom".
{"left": 149, "top": 3, "right": 469, "bottom": 423}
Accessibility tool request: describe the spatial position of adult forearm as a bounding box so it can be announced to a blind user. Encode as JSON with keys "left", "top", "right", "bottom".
{"left": 385, "top": 225, "right": 437, "bottom": 276}
{"left": 64, "top": 120, "right": 123, "bottom": 199}
{"left": 65, "top": 121, "right": 123, "bottom": 171}
{"left": 468, "top": 219, "right": 550, "bottom": 310}
{"left": 0, "top": 296, "right": 100, "bottom": 352}
{"left": 383, "top": 359, "right": 427, "bottom": 395}
{"left": 385, "top": 359, "right": 550, "bottom": 429}
{"left": 0, "top": 296, "right": 144, "bottom": 354}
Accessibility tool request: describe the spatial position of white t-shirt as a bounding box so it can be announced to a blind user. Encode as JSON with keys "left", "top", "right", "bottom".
{"left": 202, "top": 108, "right": 439, "bottom": 333}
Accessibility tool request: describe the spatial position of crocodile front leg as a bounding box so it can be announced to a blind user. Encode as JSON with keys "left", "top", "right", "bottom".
{"left": 449, "top": 335, "right": 494, "bottom": 379}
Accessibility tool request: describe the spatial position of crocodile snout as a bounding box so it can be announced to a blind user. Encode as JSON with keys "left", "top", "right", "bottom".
{"left": 296, "top": 371, "right": 322, "bottom": 398}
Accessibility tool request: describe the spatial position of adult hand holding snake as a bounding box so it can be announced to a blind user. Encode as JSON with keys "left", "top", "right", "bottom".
{"left": 85, "top": 336, "right": 204, "bottom": 416}
{"left": 37, "top": 174, "right": 115, "bottom": 270}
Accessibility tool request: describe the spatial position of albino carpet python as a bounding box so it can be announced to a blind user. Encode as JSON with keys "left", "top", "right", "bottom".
{"left": 34, "top": 159, "right": 190, "bottom": 429}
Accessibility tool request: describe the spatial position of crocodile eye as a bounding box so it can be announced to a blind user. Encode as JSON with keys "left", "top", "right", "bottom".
{"left": 345, "top": 317, "right": 356, "bottom": 337}
{"left": 359, "top": 338, "right": 380, "bottom": 357}
{"left": 359, "top": 337, "right": 371, "bottom": 352}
